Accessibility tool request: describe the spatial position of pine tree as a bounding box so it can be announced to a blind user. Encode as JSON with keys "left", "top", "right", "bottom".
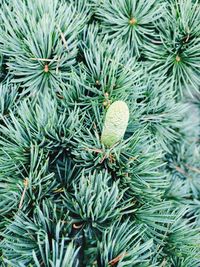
{"left": 0, "top": 0, "right": 199, "bottom": 266}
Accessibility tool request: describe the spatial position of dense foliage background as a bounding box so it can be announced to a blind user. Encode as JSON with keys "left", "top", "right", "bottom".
{"left": 0, "top": 0, "right": 199, "bottom": 266}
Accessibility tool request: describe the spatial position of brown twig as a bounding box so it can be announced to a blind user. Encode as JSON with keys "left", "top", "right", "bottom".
{"left": 56, "top": 56, "right": 61, "bottom": 74}
{"left": 85, "top": 147, "right": 103, "bottom": 154}
{"left": 100, "top": 142, "right": 119, "bottom": 163}
{"left": 100, "top": 153, "right": 108, "bottom": 164}
{"left": 19, "top": 178, "right": 29, "bottom": 209}
{"left": 108, "top": 252, "right": 127, "bottom": 266}
{"left": 185, "top": 164, "right": 200, "bottom": 174}
{"left": 175, "top": 166, "right": 186, "bottom": 175}
{"left": 57, "top": 25, "right": 69, "bottom": 51}
{"left": 183, "top": 27, "right": 190, "bottom": 43}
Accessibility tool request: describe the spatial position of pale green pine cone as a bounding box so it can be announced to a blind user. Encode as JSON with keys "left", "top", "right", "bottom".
{"left": 101, "top": 101, "right": 129, "bottom": 147}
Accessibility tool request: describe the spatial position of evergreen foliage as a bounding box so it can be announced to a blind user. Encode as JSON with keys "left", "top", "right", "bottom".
{"left": 0, "top": 0, "right": 199, "bottom": 266}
